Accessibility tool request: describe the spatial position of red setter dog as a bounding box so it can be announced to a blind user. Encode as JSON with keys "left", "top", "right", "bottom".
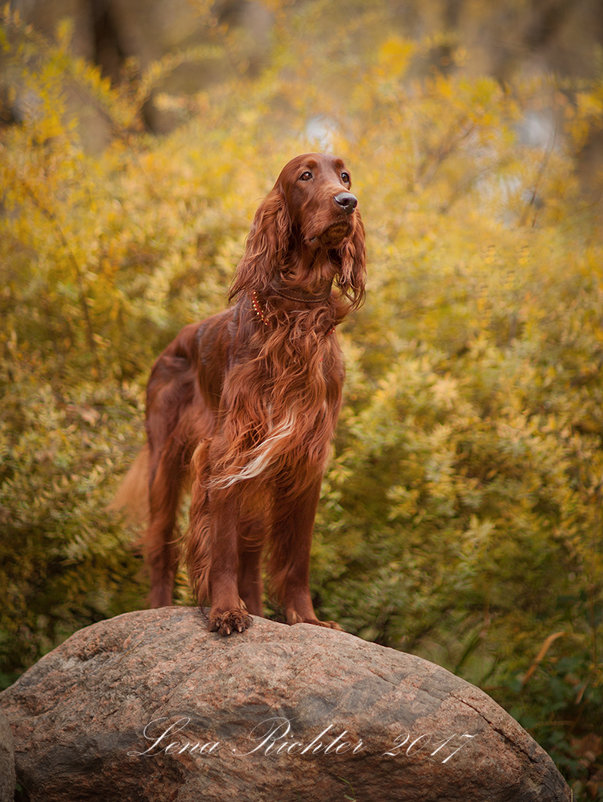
{"left": 117, "top": 153, "right": 365, "bottom": 635}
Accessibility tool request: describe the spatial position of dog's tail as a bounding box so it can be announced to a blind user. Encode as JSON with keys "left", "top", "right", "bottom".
{"left": 108, "top": 444, "right": 150, "bottom": 525}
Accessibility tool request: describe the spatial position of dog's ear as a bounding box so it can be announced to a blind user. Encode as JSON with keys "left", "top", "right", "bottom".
{"left": 230, "top": 186, "right": 291, "bottom": 301}
{"left": 336, "top": 212, "right": 366, "bottom": 311}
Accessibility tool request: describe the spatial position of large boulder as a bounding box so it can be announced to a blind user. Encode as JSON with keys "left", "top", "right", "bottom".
{"left": 0, "top": 709, "right": 15, "bottom": 802}
{"left": 0, "top": 608, "right": 570, "bottom": 801}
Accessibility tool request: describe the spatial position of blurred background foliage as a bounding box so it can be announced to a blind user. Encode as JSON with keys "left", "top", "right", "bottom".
{"left": 1, "top": 0, "right": 602, "bottom": 796}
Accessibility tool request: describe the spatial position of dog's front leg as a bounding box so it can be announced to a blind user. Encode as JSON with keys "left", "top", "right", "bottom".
{"left": 269, "top": 476, "right": 342, "bottom": 630}
{"left": 207, "top": 492, "right": 253, "bottom": 635}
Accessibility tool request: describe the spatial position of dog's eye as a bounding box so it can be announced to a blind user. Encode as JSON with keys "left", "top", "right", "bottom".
{"left": 299, "top": 171, "right": 313, "bottom": 181}
{"left": 341, "top": 171, "right": 351, "bottom": 184}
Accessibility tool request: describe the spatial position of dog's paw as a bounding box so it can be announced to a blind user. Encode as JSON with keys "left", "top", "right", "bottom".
{"left": 209, "top": 608, "right": 252, "bottom": 636}
{"left": 315, "top": 619, "right": 343, "bottom": 630}
{"left": 287, "top": 610, "right": 343, "bottom": 630}
{"left": 306, "top": 618, "right": 343, "bottom": 631}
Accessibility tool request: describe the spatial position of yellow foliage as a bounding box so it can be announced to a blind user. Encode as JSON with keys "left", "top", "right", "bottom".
{"left": 377, "top": 36, "right": 415, "bottom": 79}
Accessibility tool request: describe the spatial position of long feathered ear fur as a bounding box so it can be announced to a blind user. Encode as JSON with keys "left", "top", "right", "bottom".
{"left": 337, "top": 213, "right": 366, "bottom": 312}
{"left": 229, "top": 186, "right": 291, "bottom": 302}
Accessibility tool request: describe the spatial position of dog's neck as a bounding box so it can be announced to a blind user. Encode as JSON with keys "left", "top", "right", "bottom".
{"left": 272, "top": 278, "right": 332, "bottom": 304}
{"left": 274, "top": 243, "right": 338, "bottom": 302}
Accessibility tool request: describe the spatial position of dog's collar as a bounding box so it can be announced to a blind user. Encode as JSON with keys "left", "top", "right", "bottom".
{"left": 251, "top": 291, "right": 270, "bottom": 326}
{"left": 272, "top": 284, "right": 332, "bottom": 303}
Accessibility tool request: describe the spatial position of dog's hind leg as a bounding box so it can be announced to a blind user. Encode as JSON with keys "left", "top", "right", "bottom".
{"left": 145, "top": 440, "right": 185, "bottom": 607}
{"left": 144, "top": 348, "right": 196, "bottom": 607}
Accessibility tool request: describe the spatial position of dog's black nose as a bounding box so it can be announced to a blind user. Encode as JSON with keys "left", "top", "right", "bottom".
{"left": 334, "top": 192, "right": 358, "bottom": 215}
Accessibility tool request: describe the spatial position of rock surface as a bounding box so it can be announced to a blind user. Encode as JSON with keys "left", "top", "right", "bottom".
{"left": 0, "top": 608, "right": 571, "bottom": 801}
{"left": 0, "top": 709, "right": 15, "bottom": 802}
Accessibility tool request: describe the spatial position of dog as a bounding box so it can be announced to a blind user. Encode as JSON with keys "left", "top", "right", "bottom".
{"left": 115, "top": 153, "right": 366, "bottom": 635}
